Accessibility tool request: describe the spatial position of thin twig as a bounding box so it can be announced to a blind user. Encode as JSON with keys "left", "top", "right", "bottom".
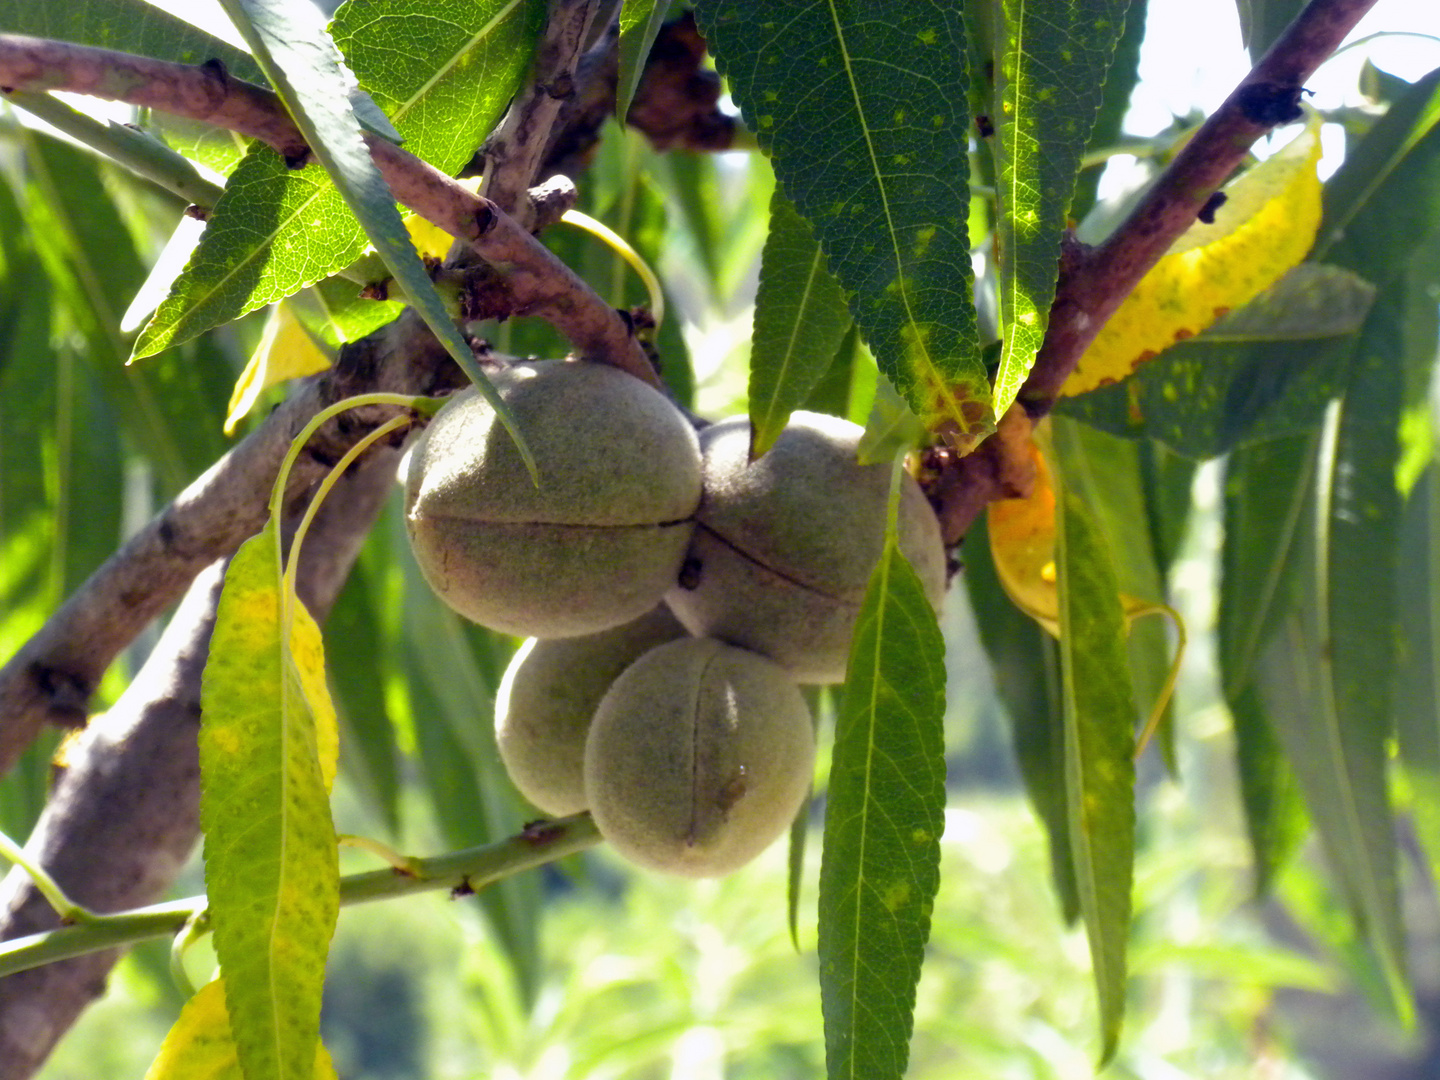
{"left": 0, "top": 815, "right": 600, "bottom": 982}
{"left": 0, "top": 33, "right": 657, "bottom": 386}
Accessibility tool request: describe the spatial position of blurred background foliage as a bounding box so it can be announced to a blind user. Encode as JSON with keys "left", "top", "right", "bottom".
{"left": 4, "top": 0, "right": 1440, "bottom": 1076}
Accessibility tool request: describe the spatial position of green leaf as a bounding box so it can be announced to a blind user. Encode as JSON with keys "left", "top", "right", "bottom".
{"left": 1397, "top": 466, "right": 1440, "bottom": 878}
{"left": 290, "top": 274, "right": 404, "bottom": 349}
{"left": 750, "top": 189, "right": 854, "bottom": 457}
{"left": 1054, "top": 483, "right": 1136, "bottom": 1064}
{"left": 200, "top": 522, "right": 339, "bottom": 1080}
{"left": 330, "top": 0, "right": 547, "bottom": 175}
{"left": 1237, "top": 0, "right": 1307, "bottom": 64}
{"left": 988, "top": 0, "right": 1128, "bottom": 416}
{"left": 396, "top": 523, "right": 543, "bottom": 1004}
{"left": 1220, "top": 436, "right": 1316, "bottom": 891}
{"left": 618, "top": 0, "right": 671, "bottom": 123}
{"left": 965, "top": 514, "right": 1079, "bottom": 923}
{"left": 132, "top": 144, "right": 370, "bottom": 361}
{"left": 818, "top": 472, "right": 946, "bottom": 1080}
{"left": 856, "top": 373, "right": 926, "bottom": 466}
{"left": 324, "top": 563, "right": 401, "bottom": 835}
{"left": 1071, "top": 0, "right": 1147, "bottom": 219}
{"left": 1317, "top": 66, "right": 1440, "bottom": 279}
{"left": 1250, "top": 286, "right": 1411, "bottom": 1018}
{"left": 697, "top": 2, "right": 989, "bottom": 447}
{"left": 218, "top": 0, "right": 535, "bottom": 476}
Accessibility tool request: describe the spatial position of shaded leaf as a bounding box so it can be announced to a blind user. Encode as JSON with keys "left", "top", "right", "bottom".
{"left": 144, "top": 979, "right": 336, "bottom": 1080}
{"left": 1054, "top": 483, "right": 1136, "bottom": 1063}
{"left": 1317, "top": 67, "right": 1440, "bottom": 280}
{"left": 749, "top": 189, "right": 853, "bottom": 457}
{"left": 1251, "top": 286, "right": 1411, "bottom": 1017}
{"left": 964, "top": 515, "right": 1079, "bottom": 923}
{"left": 330, "top": 0, "right": 547, "bottom": 175}
{"left": 1397, "top": 466, "right": 1440, "bottom": 880}
{"left": 1071, "top": 0, "right": 1147, "bottom": 219}
{"left": 1219, "top": 436, "right": 1316, "bottom": 892}
{"left": 1063, "top": 112, "right": 1324, "bottom": 396}
{"left": 857, "top": 373, "right": 926, "bottom": 466}
{"left": 618, "top": 0, "right": 671, "bottom": 123}
{"left": 697, "top": 1, "right": 990, "bottom": 448}
{"left": 989, "top": 0, "right": 1128, "bottom": 415}
{"left": 199, "top": 523, "right": 339, "bottom": 1080}
{"left": 818, "top": 529, "right": 946, "bottom": 1080}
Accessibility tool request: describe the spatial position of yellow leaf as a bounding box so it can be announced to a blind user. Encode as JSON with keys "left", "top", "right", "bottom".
{"left": 987, "top": 439, "right": 1062, "bottom": 637}
{"left": 404, "top": 176, "right": 482, "bottom": 260}
{"left": 987, "top": 436, "right": 1160, "bottom": 634}
{"left": 1062, "top": 110, "right": 1324, "bottom": 397}
{"left": 224, "top": 303, "right": 333, "bottom": 435}
{"left": 288, "top": 597, "right": 338, "bottom": 793}
{"left": 144, "top": 979, "right": 336, "bottom": 1080}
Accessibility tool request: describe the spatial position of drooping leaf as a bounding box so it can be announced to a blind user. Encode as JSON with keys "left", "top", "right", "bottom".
{"left": 1071, "top": 0, "right": 1148, "bottom": 219}
{"left": 857, "top": 372, "right": 926, "bottom": 466}
{"left": 1054, "top": 483, "right": 1136, "bottom": 1064}
{"left": 1058, "top": 264, "right": 1375, "bottom": 458}
{"left": 1250, "top": 286, "right": 1411, "bottom": 1018}
{"left": 199, "top": 521, "right": 339, "bottom": 1080}
{"left": 1219, "top": 436, "right": 1316, "bottom": 892}
{"left": 964, "top": 515, "right": 1079, "bottom": 923}
{"left": 749, "top": 189, "right": 853, "bottom": 457}
{"left": 988, "top": 0, "right": 1128, "bottom": 416}
{"left": 1237, "top": 0, "right": 1308, "bottom": 64}
{"left": 218, "top": 0, "right": 534, "bottom": 474}
{"left": 224, "top": 302, "right": 333, "bottom": 434}
{"left": 1397, "top": 466, "right": 1440, "bottom": 880}
{"left": 143, "top": 978, "right": 336, "bottom": 1080}
{"left": 618, "top": 0, "right": 672, "bottom": 123}
{"left": 697, "top": 2, "right": 990, "bottom": 449}
{"left": 1062, "top": 111, "right": 1324, "bottom": 397}
{"left": 324, "top": 562, "right": 401, "bottom": 835}
{"left": 818, "top": 466, "right": 946, "bottom": 1080}
{"left": 1316, "top": 67, "right": 1440, "bottom": 280}
{"left": 396, "top": 520, "right": 543, "bottom": 1004}
{"left": 330, "top": 0, "right": 547, "bottom": 175}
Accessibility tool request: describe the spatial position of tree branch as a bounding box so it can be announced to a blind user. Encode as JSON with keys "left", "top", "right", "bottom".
{"left": 931, "top": 0, "right": 1379, "bottom": 545}
{"left": 0, "top": 313, "right": 463, "bottom": 776}
{"left": 1016, "top": 0, "right": 1377, "bottom": 413}
{"left": 0, "top": 32, "right": 659, "bottom": 387}
{"left": 481, "top": 0, "right": 603, "bottom": 226}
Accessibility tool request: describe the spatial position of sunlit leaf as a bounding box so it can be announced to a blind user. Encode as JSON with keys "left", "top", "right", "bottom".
{"left": 749, "top": 189, "right": 853, "bottom": 457}
{"left": 219, "top": 0, "right": 534, "bottom": 476}
{"left": 1062, "top": 111, "right": 1324, "bottom": 396}
{"left": 224, "top": 302, "right": 333, "bottom": 434}
{"left": 199, "top": 521, "right": 339, "bottom": 1080}
{"left": 132, "top": 146, "right": 369, "bottom": 361}
{"left": 1058, "top": 264, "right": 1374, "bottom": 458}
{"left": 818, "top": 478, "right": 946, "bottom": 1080}
{"left": 698, "top": 1, "right": 990, "bottom": 449}
{"left": 330, "top": 0, "right": 546, "bottom": 175}
{"left": 988, "top": 0, "right": 1128, "bottom": 416}
{"left": 143, "top": 979, "right": 336, "bottom": 1080}
{"left": 1054, "top": 484, "right": 1136, "bottom": 1064}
